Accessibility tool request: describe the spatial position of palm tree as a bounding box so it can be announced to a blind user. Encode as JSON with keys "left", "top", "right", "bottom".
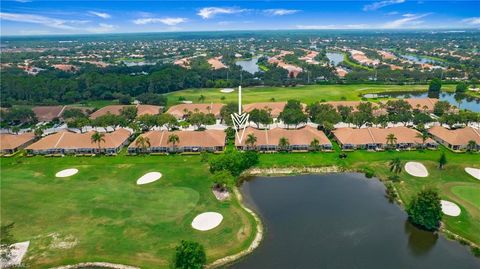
{"left": 91, "top": 132, "right": 105, "bottom": 153}
{"left": 415, "top": 132, "right": 429, "bottom": 149}
{"left": 466, "top": 140, "right": 477, "bottom": 152}
{"left": 34, "top": 127, "right": 43, "bottom": 138}
{"left": 386, "top": 133, "right": 397, "bottom": 149}
{"left": 389, "top": 157, "right": 402, "bottom": 174}
{"left": 278, "top": 137, "right": 290, "bottom": 152}
{"left": 310, "top": 138, "right": 320, "bottom": 151}
{"left": 135, "top": 136, "right": 151, "bottom": 154}
{"left": 245, "top": 133, "right": 257, "bottom": 150}
{"left": 168, "top": 133, "right": 180, "bottom": 152}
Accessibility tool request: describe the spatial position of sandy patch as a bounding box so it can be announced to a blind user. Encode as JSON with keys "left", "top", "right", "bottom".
{"left": 192, "top": 212, "right": 223, "bottom": 231}
{"left": 136, "top": 172, "right": 162, "bottom": 185}
{"left": 441, "top": 200, "right": 461, "bottom": 217}
{"left": 212, "top": 189, "right": 230, "bottom": 201}
{"left": 404, "top": 162, "right": 428, "bottom": 177}
{"left": 220, "top": 88, "right": 234, "bottom": 93}
{"left": 55, "top": 168, "right": 78, "bottom": 178}
{"left": 181, "top": 100, "right": 192, "bottom": 104}
{"left": 1, "top": 241, "right": 29, "bottom": 268}
{"left": 465, "top": 167, "right": 480, "bottom": 180}
{"left": 49, "top": 233, "right": 78, "bottom": 249}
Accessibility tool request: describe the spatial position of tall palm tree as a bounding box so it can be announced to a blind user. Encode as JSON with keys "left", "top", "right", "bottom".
{"left": 386, "top": 133, "right": 397, "bottom": 149}
{"left": 168, "top": 133, "right": 180, "bottom": 152}
{"left": 467, "top": 140, "right": 477, "bottom": 152}
{"left": 278, "top": 137, "right": 290, "bottom": 152}
{"left": 245, "top": 133, "right": 257, "bottom": 150}
{"left": 310, "top": 138, "right": 320, "bottom": 151}
{"left": 415, "top": 132, "right": 429, "bottom": 149}
{"left": 91, "top": 132, "right": 105, "bottom": 153}
{"left": 389, "top": 157, "right": 402, "bottom": 174}
{"left": 135, "top": 136, "right": 151, "bottom": 154}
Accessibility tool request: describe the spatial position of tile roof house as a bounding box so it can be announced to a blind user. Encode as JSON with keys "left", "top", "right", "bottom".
{"left": 243, "top": 102, "right": 288, "bottom": 119}
{"left": 428, "top": 126, "right": 480, "bottom": 151}
{"left": 26, "top": 129, "right": 131, "bottom": 155}
{"left": 128, "top": 129, "right": 226, "bottom": 154}
{"left": 32, "top": 106, "right": 66, "bottom": 122}
{"left": 235, "top": 126, "right": 332, "bottom": 152}
{"left": 333, "top": 126, "right": 437, "bottom": 150}
{"left": 0, "top": 132, "right": 36, "bottom": 154}
{"left": 166, "top": 103, "right": 224, "bottom": 119}
{"left": 89, "top": 105, "right": 163, "bottom": 119}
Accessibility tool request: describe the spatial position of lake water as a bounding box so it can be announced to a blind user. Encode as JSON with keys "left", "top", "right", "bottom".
{"left": 363, "top": 91, "right": 480, "bottom": 112}
{"left": 236, "top": 56, "right": 261, "bottom": 74}
{"left": 233, "top": 174, "right": 479, "bottom": 269}
{"left": 400, "top": 55, "right": 443, "bottom": 68}
{"left": 326, "top": 52, "right": 344, "bottom": 66}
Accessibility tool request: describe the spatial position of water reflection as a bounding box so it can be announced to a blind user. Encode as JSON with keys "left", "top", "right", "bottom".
{"left": 404, "top": 220, "right": 438, "bottom": 257}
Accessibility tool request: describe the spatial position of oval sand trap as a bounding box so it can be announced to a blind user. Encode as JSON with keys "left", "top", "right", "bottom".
{"left": 55, "top": 168, "right": 78, "bottom": 178}
{"left": 220, "top": 88, "right": 234, "bottom": 93}
{"left": 465, "top": 167, "right": 480, "bottom": 180}
{"left": 191, "top": 212, "right": 223, "bottom": 231}
{"left": 137, "top": 172, "right": 162, "bottom": 185}
{"left": 441, "top": 200, "right": 461, "bottom": 217}
{"left": 404, "top": 162, "right": 429, "bottom": 177}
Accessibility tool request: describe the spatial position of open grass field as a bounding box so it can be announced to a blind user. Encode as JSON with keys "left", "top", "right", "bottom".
{"left": 1, "top": 146, "right": 479, "bottom": 268}
{"left": 166, "top": 84, "right": 456, "bottom": 106}
{"left": 0, "top": 155, "right": 256, "bottom": 269}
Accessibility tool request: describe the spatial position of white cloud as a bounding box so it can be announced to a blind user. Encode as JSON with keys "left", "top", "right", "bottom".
{"left": 363, "top": 0, "right": 405, "bottom": 11}
{"left": 197, "top": 7, "right": 246, "bottom": 19}
{"left": 133, "top": 17, "right": 187, "bottom": 25}
{"left": 88, "top": 11, "right": 111, "bottom": 19}
{"left": 14, "top": 0, "right": 32, "bottom": 3}
{"left": 264, "top": 9, "right": 300, "bottom": 16}
{"left": 87, "top": 23, "right": 115, "bottom": 33}
{"left": 296, "top": 24, "right": 369, "bottom": 30}
{"left": 462, "top": 17, "right": 480, "bottom": 25}
{"left": 381, "top": 13, "right": 430, "bottom": 28}
{"left": 0, "top": 12, "right": 79, "bottom": 30}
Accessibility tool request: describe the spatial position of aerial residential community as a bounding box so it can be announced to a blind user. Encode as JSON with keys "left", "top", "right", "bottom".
{"left": 0, "top": 1, "right": 480, "bottom": 269}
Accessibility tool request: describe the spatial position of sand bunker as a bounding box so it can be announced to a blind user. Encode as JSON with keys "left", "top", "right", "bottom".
{"left": 2, "top": 241, "right": 30, "bottom": 268}
{"left": 181, "top": 100, "right": 193, "bottom": 104}
{"left": 465, "top": 167, "right": 480, "bottom": 180}
{"left": 404, "top": 162, "right": 428, "bottom": 177}
{"left": 220, "top": 88, "right": 234, "bottom": 93}
{"left": 55, "top": 168, "right": 78, "bottom": 178}
{"left": 441, "top": 200, "right": 461, "bottom": 217}
{"left": 136, "top": 172, "right": 162, "bottom": 185}
{"left": 191, "top": 212, "right": 223, "bottom": 231}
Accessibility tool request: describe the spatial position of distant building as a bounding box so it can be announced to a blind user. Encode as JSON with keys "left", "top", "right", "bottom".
{"left": 26, "top": 129, "right": 131, "bottom": 155}
{"left": 428, "top": 126, "right": 480, "bottom": 151}
{"left": 89, "top": 105, "right": 163, "bottom": 120}
{"left": 243, "top": 102, "right": 289, "bottom": 119}
{"left": 333, "top": 127, "right": 437, "bottom": 150}
{"left": 32, "top": 106, "right": 66, "bottom": 122}
{"left": 0, "top": 132, "right": 36, "bottom": 155}
{"left": 236, "top": 126, "right": 332, "bottom": 152}
{"left": 166, "top": 103, "right": 224, "bottom": 119}
{"left": 128, "top": 129, "right": 226, "bottom": 154}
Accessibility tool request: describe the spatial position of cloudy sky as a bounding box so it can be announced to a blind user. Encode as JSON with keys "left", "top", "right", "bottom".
{"left": 1, "top": 0, "right": 479, "bottom": 36}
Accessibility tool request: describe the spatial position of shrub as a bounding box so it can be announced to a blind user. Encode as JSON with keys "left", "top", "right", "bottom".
{"left": 407, "top": 188, "right": 442, "bottom": 231}
{"left": 364, "top": 167, "right": 375, "bottom": 178}
{"left": 173, "top": 240, "right": 206, "bottom": 269}
{"left": 209, "top": 150, "right": 259, "bottom": 176}
{"left": 385, "top": 182, "right": 397, "bottom": 203}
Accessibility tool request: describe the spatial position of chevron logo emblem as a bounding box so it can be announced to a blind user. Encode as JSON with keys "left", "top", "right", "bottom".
{"left": 231, "top": 86, "right": 249, "bottom": 143}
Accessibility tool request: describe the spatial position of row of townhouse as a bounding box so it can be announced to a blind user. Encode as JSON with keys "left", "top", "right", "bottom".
{"left": 2, "top": 126, "right": 478, "bottom": 156}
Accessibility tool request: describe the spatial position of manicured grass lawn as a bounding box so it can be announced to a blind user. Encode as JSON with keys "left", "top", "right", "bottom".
{"left": 0, "top": 155, "right": 256, "bottom": 269}
{"left": 257, "top": 147, "right": 480, "bottom": 245}
{"left": 166, "top": 84, "right": 455, "bottom": 106}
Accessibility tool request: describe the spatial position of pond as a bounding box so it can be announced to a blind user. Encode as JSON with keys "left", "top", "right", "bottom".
{"left": 400, "top": 54, "right": 443, "bottom": 68}
{"left": 326, "top": 52, "right": 344, "bottom": 66}
{"left": 232, "top": 174, "right": 479, "bottom": 269}
{"left": 363, "top": 91, "right": 480, "bottom": 112}
{"left": 236, "top": 56, "right": 261, "bottom": 74}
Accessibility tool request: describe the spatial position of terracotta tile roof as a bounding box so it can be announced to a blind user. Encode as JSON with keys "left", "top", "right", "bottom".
{"left": 129, "top": 129, "right": 226, "bottom": 148}
{"left": 235, "top": 126, "right": 331, "bottom": 147}
{"left": 32, "top": 106, "right": 65, "bottom": 121}
{"left": 0, "top": 132, "right": 35, "bottom": 151}
{"left": 166, "top": 103, "right": 224, "bottom": 119}
{"left": 428, "top": 126, "right": 480, "bottom": 146}
{"left": 26, "top": 129, "right": 131, "bottom": 151}
{"left": 404, "top": 98, "right": 438, "bottom": 111}
{"left": 89, "top": 105, "right": 162, "bottom": 119}
{"left": 243, "top": 102, "right": 287, "bottom": 118}
{"left": 333, "top": 127, "right": 435, "bottom": 145}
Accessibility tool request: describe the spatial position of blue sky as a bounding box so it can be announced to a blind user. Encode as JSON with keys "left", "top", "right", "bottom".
{"left": 1, "top": 1, "right": 479, "bottom": 35}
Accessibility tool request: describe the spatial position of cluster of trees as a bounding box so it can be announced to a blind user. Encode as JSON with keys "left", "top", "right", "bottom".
{"left": 209, "top": 149, "right": 259, "bottom": 177}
